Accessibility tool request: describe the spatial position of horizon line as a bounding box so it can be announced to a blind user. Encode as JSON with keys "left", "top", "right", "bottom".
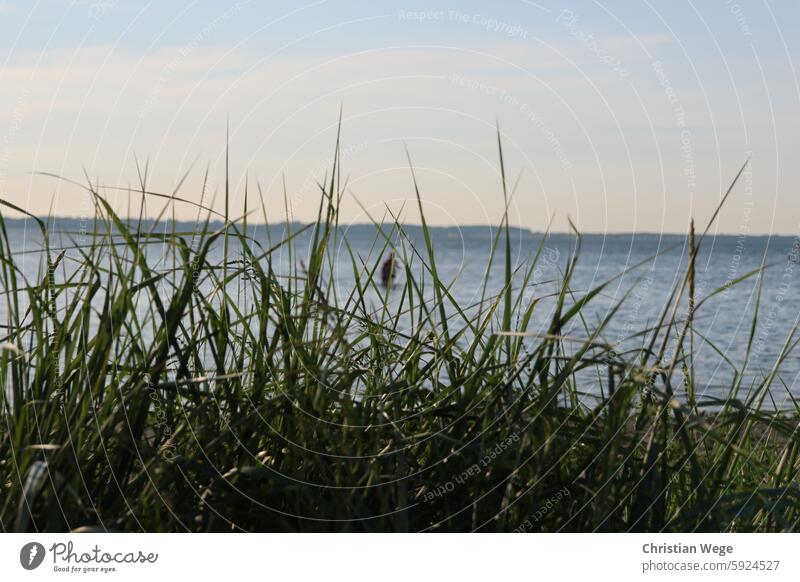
{"left": 0, "top": 214, "right": 792, "bottom": 238}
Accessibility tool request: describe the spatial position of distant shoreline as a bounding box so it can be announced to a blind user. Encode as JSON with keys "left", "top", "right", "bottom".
{"left": 0, "top": 215, "right": 793, "bottom": 239}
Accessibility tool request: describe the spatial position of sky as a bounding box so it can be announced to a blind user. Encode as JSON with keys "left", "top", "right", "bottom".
{"left": 0, "top": 0, "right": 798, "bottom": 234}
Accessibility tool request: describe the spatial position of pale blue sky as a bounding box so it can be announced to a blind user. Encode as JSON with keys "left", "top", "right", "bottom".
{"left": 0, "top": 0, "right": 798, "bottom": 233}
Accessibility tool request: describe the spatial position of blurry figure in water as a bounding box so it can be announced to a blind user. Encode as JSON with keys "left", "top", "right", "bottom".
{"left": 380, "top": 252, "right": 396, "bottom": 288}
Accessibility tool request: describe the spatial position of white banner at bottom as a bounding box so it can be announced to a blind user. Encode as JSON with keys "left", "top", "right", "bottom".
{"left": 0, "top": 534, "right": 796, "bottom": 581}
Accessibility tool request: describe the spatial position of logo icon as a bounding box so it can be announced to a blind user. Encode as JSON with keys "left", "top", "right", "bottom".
{"left": 20, "top": 542, "right": 46, "bottom": 570}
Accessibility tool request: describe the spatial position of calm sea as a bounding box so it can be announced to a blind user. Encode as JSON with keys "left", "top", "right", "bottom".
{"left": 4, "top": 218, "right": 800, "bottom": 405}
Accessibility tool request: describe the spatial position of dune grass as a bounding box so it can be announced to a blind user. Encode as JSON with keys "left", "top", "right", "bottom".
{"left": 1, "top": 133, "right": 800, "bottom": 532}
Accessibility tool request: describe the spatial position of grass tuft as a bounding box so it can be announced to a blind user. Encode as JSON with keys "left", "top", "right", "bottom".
{"left": 0, "top": 136, "right": 798, "bottom": 532}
